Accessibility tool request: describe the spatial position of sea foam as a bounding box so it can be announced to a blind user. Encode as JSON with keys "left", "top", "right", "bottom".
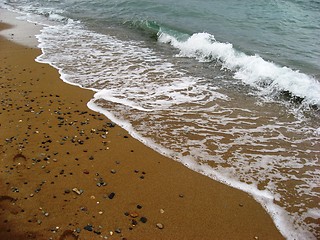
{"left": 158, "top": 32, "right": 320, "bottom": 106}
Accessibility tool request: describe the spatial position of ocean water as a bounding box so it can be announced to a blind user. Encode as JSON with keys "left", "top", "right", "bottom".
{"left": 1, "top": 0, "right": 319, "bottom": 238}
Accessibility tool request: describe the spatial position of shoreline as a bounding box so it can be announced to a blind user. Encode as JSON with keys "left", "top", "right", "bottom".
{"left": 0, "top": 11, "right": 284, "bottom": 240}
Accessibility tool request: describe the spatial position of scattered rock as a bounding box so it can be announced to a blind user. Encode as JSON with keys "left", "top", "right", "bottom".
{"left": 72, "top": 188, "right": 83, "bottom": 195}
{"left": 108, "top": 192, "right": 115, "bottom": 199}
{"left": 84, "top": 224, "right": 93, "bottom": 232}
{"left": 131, "top": 219, "right": 138, "bottom": 226}
{"left": 156, "top": 223, "right": 164, "bottom": 229}
{"left": 115, "top": 228, "right": 121, "bottom": 234}
{"left": 130, "top": 212, "right": 139, "bottom": 218}
{"left": 140, "top": 217, "right": 147, "bottom": 223}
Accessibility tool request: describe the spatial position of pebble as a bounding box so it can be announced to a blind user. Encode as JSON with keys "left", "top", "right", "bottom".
{"left": 84, "top": 224, "right": 93, "bottom": 232}
{"left": 131, "top": 219, "right": 138, "bottom": 226}
{"left": 72, "top": 188, "right": 83, "bottom": 195}
{"left": 115, "top": 228, "right": 121, "bottom": 234}
{"left": 108, "top": 192, "right": 115, "bottom": 199}
{"left": 130, "top": 212, "right": 139, "bottom": 218}
{"left": 156, "top": 223, "right": 164, "bottom": 229}
{"left": 160, "top": 209, "right": 165, "bottom": 214}
{"left": 140, "top": 217, "right": 147, "bottom": 223}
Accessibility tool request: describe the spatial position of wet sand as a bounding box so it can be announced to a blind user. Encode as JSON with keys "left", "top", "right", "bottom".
{"left": 0, "top": 14, "right": 284, "bottom": 240}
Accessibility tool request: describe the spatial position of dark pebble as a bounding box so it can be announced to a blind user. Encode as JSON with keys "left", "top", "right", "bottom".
{"left": 64, "top": 189, "right": 71, "bottom": 194}
{"left": 140, "top": 217, "right": 147, "bottom": 223}
{"left": 108, "top": 192, "right": 115, "bottom": 199}
{"left": 131, "top": 219, "right": 138, "bottom": 226}
{"left": 84, "top": 224, "right": 93, "bottom": 232}
{"left": 137, "top": 205, "right": 142, "bottom": 209}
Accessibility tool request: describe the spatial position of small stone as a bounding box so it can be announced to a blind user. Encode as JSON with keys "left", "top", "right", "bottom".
{"left": 110, "top": 169, "right": 116, "bottom": 174}
{"left": 72, "top": 188, "right": 83, "bottom": 195}
{"left": 108, "top": 192, "right": 115, "bottom": 199}
{"left": 89, "top": 156, "right": 94, "bottom": 160}
{"left": 64, "top": 189, "right": 71, "bottom": 194}
{"left": 75, "top": 228, "right": 81, "bottom": 233}
{"left": 179, "top": 194, "right": 184, "bottom": 198}
{"left": 131, "top": 219, "right": 138, "bottom": 226}
{"left": 140, "top": 217, "right": 147, "bottom": 223}
{"left": 160, "top": 209, "right": 165, "bottom": 214}
{"left": 156, "top": 223, "right": 164, "bottom": 229}
{"left": 84, "top": 224, "right": 93, "bottom": 232}
{"left": 115, "top": 228, "right": 121, "bottom": 234}
{"left": 137, "top": 205, "right": 142, "bottom": 209}
{"left": 130, "top": 212, "right": 139, "bottom": 218}
{"left": 83, "top": 169, "right": 89, "bottom": 174}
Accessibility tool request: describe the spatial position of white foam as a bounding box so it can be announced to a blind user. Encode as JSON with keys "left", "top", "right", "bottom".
{"left": 159, "top": 32, "right": 320, "bottom": 106}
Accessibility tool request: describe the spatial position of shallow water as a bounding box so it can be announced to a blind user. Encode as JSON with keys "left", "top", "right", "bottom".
{"left": 1, "top": 0, "right": 319, "bottom": 238}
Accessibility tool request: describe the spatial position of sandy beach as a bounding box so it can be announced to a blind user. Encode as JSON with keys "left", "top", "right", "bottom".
{"left": 0, "top": 12, "right": 284, "bottom": 240}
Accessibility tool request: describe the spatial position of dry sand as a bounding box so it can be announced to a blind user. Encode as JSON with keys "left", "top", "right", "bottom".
{"left": 0, "top": 14, "right": 284, "bottom": 240}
